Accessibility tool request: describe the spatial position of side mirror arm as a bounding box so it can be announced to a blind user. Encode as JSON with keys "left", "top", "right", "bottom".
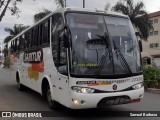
{"left": 139, "top": 40, "right": 143, "bottom": 52}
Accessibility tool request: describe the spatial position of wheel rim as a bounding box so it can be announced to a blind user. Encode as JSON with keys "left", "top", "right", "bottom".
{"left": 47, "top": 89, "right": 52, "bottom": 106}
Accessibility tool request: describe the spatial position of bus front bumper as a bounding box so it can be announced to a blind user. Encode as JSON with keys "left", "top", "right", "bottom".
{"left": 69, "top": 87, "right": 144, "bottom": 109}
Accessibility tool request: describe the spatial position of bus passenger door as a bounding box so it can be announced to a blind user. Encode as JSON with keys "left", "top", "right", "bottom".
{"left": 57, "top": 36, "right": 69, "bottom": 105}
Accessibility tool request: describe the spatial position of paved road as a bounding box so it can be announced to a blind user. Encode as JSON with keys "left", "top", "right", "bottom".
{"left": 0, "top": 68, "right": 160, "bottom": 120}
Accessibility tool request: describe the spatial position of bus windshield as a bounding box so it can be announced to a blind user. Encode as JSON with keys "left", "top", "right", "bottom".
{"left": 66, "top": 13, "right": 141, "bottom": 77}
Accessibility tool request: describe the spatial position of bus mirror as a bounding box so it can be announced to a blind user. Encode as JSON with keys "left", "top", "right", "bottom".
{"left": 139, "top": 40, "right": 143, "bottom": 52}
{"left": 135, "top": 32, "right": 141, "bottom": 38}
{"left": 135, "top": 32, "right": 142, "bottom": 52}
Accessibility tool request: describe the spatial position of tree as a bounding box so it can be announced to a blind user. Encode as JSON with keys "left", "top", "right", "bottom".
{"left": 4, "top": 24, "right": 29, "bottom": 43}
{"left": 104, "top": 3, "right": 111, "bottom": 11}
{"left": 33, "top": 0, "right": 66, "bottom": 23}
{"left": 112, "top": 0, "right": 153, "bottom": 40}
{"left": 34, "top": 8, "right": 51, "bottom": 23}
{"left": 0, "top": 0, "right": 23, "bottom": 22}
{"left": 55, "top": 0, "right": 66, "bottom": 8}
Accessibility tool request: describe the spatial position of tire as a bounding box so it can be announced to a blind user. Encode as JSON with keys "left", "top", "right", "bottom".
{"left": 47, "top": 86, "right": 59, "bottom": 110}
{"left": 16, "top": 74, "right": 24, "bottom": 91}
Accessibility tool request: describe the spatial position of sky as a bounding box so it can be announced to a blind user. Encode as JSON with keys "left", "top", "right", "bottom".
{"left": 0, "top": 0, "right": 160, "bottom": 42}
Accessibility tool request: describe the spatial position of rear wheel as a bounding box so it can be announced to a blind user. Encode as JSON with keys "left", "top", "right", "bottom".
{"left": 16, "top": 73, "right": 24, "bottom": 91}
{"left": 47, "top": 86, "right": 59, "bottom": 110}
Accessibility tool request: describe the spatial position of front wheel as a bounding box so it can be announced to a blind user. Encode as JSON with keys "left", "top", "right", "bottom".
{"left": 47, "top": 86, "right": 59, "bottom": 110}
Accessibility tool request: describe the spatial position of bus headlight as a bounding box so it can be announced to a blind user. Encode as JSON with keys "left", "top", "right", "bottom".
{"left": 132, "top": 82, "right": 143, "bottom": 90}
{"left": 72, "top": 87, "right": 95, "bottom": 93}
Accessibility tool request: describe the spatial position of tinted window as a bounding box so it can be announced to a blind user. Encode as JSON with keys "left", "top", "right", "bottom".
{"left": 32, "top": 27, "right": 38, "bottom": 46}
{"left": 25, "top": 31, "right": 31, "bottom": 48}
{"left": 42, "top": 19, "right": 50, "bottom": 44}
{"left": 19, "top": 36, "right": 24, "bottom": 50}
{"left": 51, "top": 13, "right": 64, "bottom": 66}
{"left": 39, "top": 24, "right": 43, "bottom": 45}
{"left": 13, "top": 40, "right": 15, "bottom": 52}
{"left": 16, "top": 39, "right": 19, "bottom": 52}
{"left": 58, "top": 36, "right": 67, "bottom": 75}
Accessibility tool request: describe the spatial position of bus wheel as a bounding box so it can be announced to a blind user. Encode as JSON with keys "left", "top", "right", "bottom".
{"left": 16, "top": 73, "right": 24, "bottom": 91}
{"left": 47, "top": 86, "right": 59, "bottom": 110}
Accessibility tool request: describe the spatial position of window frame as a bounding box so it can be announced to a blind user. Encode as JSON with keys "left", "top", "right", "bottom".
{"left": 150, "top": 43, "right": 159, "bottom": 48}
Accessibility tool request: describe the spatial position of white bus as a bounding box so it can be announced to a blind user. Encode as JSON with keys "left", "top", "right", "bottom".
{"left": 10, "top": 8, "right": 144, "bottom": 109}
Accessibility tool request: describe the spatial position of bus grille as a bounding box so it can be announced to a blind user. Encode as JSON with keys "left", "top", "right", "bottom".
{"left": 97, "top": 96, "right": 131, "bottom": 107}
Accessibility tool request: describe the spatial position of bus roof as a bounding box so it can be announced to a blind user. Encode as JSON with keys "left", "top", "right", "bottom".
{"left": 9, "top": 7, "right": 128, "bottom": 43}
{"left": 56, "top": 7, "right": 128, "bottom": 18}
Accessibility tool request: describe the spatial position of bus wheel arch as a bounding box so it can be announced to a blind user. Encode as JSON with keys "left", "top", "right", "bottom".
{"left": 41, "top": 78, "right": 49, "bottom": 97}
{"left": 41, "top": 77, "right": 59, "bottom": 110}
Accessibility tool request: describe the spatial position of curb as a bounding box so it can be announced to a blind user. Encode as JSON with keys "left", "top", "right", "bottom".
{"left": 145, "top": 88, "right": 160, "bottom": 94}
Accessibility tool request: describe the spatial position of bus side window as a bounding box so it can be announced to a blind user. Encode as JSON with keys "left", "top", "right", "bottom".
{"left": 39, "top": 24, "right": 43, "bottom": 46}
{"left": 37, "top": 26, "right": 40, "bottom": 46}
{"left": 15, "top": 39, "right": 17, "bottom": 52}
{"left": 24, "top": 33, "right": 28, "bottom": 49}
{"left": 19, "top": 36, "right": 23, "bottom": 50}
{"left": 17, "top": 38, "right": 20, "bottom": 52}
{"left": 52, "top": 13, "right": 64, "bottom": 33}
{"left": 12, "top": 40, "right": 15, "bottom": 52}
{"left": 42, "top": 19, "right": 50, "bottom": 45}
{"left": 35, "top": 27, "right": 38, "bottom": 46}
{"left": 51, "top": 14, "right": 60, "bottom": 66}
{"left": 31, "top": 29, "right": 34, "bottom": 47}
{"left": 58, "top": 36, "right": 67, "bottom": 75}
{"left": 32, "top": 27, "right": 38, "bottom": 47}
{"left": 22, "top": 34, "right": 25, "bottom": 49}
{"left": 25, "top": 31, "right": 31, "bottom": 48}
{"left": 53, "top": 14, "right": 67, "bottom": 75}
{"left": 11, "top": 41, "right": 13, "bottom": 53}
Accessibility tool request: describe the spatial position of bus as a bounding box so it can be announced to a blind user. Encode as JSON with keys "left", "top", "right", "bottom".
{"left": 9, "top": 7, "right": 144, "bottom": 109}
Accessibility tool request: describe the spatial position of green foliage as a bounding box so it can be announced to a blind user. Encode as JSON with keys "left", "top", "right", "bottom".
{"left": 3, "top": 57, "right": 10, "bottom": 69}
{"left": 55, "top": 0, "right": 66, "bottom": 8}
{"left": 111, "top": 0, "right": 153, "bottom": 40}
{"left": 34, "top": 8, "right": 51, "bottom": 23}
{"left": 4, "top": 24, "right": 29, "bottom": 43}
{"left": 34, "top": 0, "right": 66, "bottom": 23}
{"left": 0, "top": 0, "right": 23, "bottom": 22}
{"left": 143, "top": 66, "right": 160, "bottom": 88}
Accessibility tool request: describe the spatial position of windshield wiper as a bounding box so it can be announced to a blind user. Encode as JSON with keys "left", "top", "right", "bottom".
{"left": 113, "top": 39, "right": 132, "bottom": 74}
{"left": 95, "top": 33, "right": 113, "bottom": 75}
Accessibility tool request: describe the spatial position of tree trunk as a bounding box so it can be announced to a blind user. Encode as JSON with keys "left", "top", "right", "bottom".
{"left": 0, "top": 0, "right": 11, "bottom": 22}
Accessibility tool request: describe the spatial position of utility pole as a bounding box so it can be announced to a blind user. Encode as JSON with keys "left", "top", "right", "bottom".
{"left": 65, "top": 0, "right": 66, "bottom": 7}
{"left": 83, "top": 0, "right": 85, "bottom": 8}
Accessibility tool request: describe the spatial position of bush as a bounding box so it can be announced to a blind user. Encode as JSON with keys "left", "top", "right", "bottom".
{"left": 143, "top": 65, "right": 160, "bottom": 88}
{"left": 3, "top": 57, "right": 10, "bottom": 69}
